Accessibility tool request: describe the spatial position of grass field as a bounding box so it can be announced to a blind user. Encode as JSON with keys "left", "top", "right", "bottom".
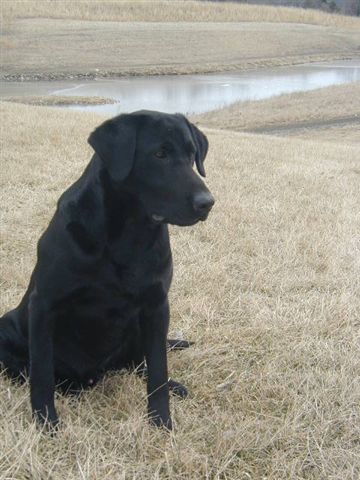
{"left": 1, "top": 3, "right": 359, "bottom": 80}
{"left": 2, "top": 0, "right": 360, "bottom": 27}
{"left": 1, "top": 0, "right": 360, "bottom": 477}
{"left": 285, "top": 121, "right": 360, "bottom": 143}
{"left": 1, "top": 100, "right": 359, "bottom": 479}
{"left": 194, "top": 82, "right": 360, "bottom": 143}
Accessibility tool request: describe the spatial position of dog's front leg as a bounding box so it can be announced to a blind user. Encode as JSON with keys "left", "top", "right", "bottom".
{"left": 28, "top": 290, "right": 58, "bottom": 429}
{"left": 141, "top": 299, "right": 172, "bottom": 430}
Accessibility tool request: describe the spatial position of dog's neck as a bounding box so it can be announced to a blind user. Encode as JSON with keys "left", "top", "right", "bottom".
{"left": 77, "top": 154, "right": 165, "bottom": 244}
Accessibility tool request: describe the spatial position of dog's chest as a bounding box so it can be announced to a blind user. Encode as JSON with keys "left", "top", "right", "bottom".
{"left": 54, "top": 224, "right": 172, "bottom": 354}
{"left": 57, "top": 229, "right": 172, "bottom": 361}
{"left": 103, "top": 225, "right": 173, "bottom": 296}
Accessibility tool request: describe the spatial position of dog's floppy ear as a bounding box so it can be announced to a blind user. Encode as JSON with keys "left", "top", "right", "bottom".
{"left": 88, "top": 114, "right": 136, "bottom": 182}
{"left": 186, "top": 120, "right": 208, "bottom": 177}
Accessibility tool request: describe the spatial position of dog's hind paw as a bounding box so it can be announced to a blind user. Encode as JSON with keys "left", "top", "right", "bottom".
{"left": 167, "top": 339, "right": 194, "bottom": 351}
{"left": 168, "top": 378, "right": 188, "bottom": 398}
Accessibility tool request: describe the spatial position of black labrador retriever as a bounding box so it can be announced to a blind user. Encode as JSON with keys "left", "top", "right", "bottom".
{"left": 0, "top": 110, "right": 214, "bottom": 430}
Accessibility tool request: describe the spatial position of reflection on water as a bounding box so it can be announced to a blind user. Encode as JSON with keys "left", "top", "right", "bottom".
{"left": 1, "top": 60, "right": 359, "bottom": 116}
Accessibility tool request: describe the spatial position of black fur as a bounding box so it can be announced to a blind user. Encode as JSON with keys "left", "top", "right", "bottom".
{"left": 0, "top": 110, "right": 214, "bottom": 430}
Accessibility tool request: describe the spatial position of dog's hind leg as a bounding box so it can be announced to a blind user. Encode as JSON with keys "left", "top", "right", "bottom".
{"left": 0, "top": 312, "right": 29, "bottom": 381}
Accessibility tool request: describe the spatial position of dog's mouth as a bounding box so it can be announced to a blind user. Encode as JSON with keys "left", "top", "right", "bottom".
{"left": 151, "top": 209, "right": 210, "bottom": 226}
{"left": 198, "top": 212, "right": 209, "bottom": 222}
{"left": 151, "top": 214, "right": 166, "bottom": 224}
{"left": 151, "top": 214, "right": 209, "bottom": 227}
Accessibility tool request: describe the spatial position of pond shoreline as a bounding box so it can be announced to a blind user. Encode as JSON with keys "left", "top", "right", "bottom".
{"left": 1, "top": 53, "right": 358, "bottom": 83}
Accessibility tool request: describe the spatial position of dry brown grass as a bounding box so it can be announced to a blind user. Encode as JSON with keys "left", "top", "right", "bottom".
{"left": 2, "top": 0, "right": 359, "bottom": 28}
{"left": 2, "top": 1, "right": 359, "bottom": 80}
{"left": 194, "top": 82, "right": 360, "bottom": 143}
{"left": 2, "top": 19, "right": 359, "bottom": 81}
{"left": 0, "top": 35, "right": 15, "bottom": 49}
{"left": 288, "top": 122, "right": 360, "bottom": 143}
{"left": 1, "top": 101, "right": 360, "bottom": 479}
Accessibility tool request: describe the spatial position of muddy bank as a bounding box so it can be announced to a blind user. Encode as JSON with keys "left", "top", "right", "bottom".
{"left": 2, "top": 54, "right": 359, "bottom": 83}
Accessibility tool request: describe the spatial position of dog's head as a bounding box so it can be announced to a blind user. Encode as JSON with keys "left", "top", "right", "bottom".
{"left": 88, "top": 110, "right": 214, "bottom": 226}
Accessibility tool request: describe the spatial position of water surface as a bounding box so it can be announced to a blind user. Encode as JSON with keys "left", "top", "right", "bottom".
{"left": 1, "top": 60, "right": 359, "bottom": 115}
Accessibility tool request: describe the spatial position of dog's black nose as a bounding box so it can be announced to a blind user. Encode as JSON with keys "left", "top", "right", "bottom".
{"left": 192, "top": 191, "right": 215, "bottom": 214}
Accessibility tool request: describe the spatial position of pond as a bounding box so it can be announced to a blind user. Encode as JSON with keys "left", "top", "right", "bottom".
{"left": 0, "top": 60, "right": 359, "bottom": 115}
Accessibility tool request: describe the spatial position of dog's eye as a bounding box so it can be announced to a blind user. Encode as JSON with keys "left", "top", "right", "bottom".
{"left": 155, "top": 149, "right": 167, "bottom": 159}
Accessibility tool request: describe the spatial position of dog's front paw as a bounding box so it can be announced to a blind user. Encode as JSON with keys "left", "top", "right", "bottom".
{"left": 33, "top": 408, "right": 59, "bottom": 433}
{"left": 148, "top": 410, "right": 172, "bottom": 430}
